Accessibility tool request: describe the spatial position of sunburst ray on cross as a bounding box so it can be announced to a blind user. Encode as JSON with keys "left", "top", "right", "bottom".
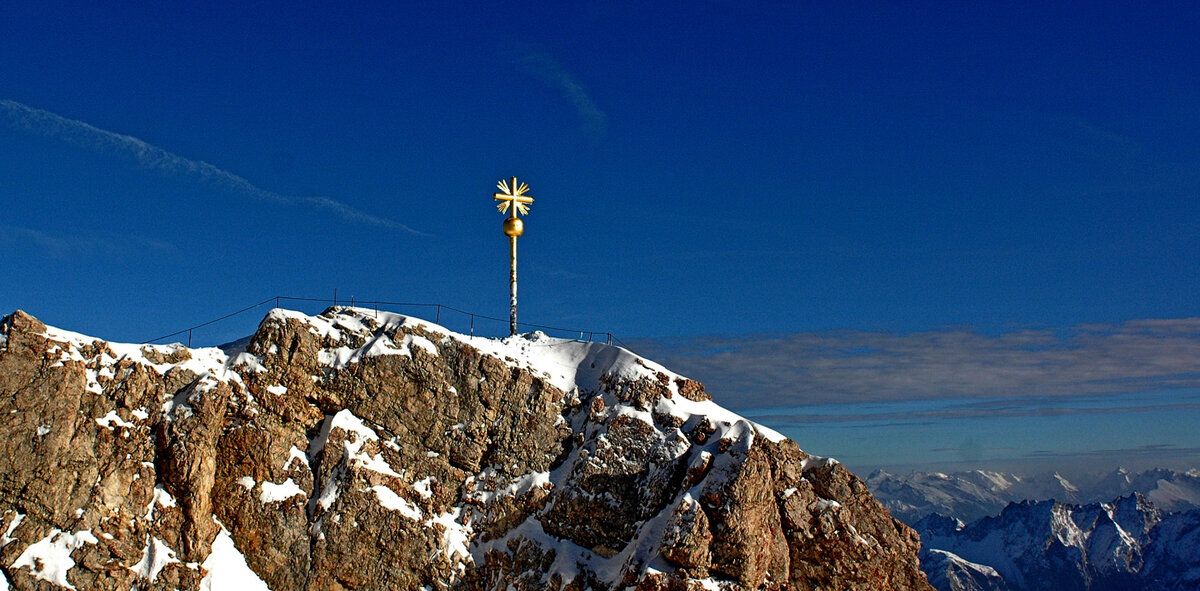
{"left": 494, "top": 177, "right": 533, "bottom": 216}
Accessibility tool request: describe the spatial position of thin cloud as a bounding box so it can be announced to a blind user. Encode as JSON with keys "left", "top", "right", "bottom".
{"left": 519, "top": 52, "right": 608, "bottom": 134}
{"left": 0, "top": 224, "right": 178, "bottom": 259}
{"left": 0, "top": 99, "right": 426, "bottom": 236}
{"left": 740, "top": 396, "right": 1200, "bottom": 426}
{"left": 633, "top": 318, "right": 1200, "bottom": 407}
{"left": 1026, "top": 444, "right": 1200, "bottom": 462}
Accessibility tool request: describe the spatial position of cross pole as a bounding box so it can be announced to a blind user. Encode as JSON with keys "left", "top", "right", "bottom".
{"left": 494, "top": 177, "right": 533, "bottom": 336}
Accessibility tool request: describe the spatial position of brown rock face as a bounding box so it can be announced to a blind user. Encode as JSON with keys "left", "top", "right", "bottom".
{"left": 0, "top": 308, "right": 930, "bottom": 590}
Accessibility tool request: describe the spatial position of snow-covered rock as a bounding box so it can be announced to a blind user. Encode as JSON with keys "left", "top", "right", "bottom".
{"left": 0, "top": 308, "right": 931, "bottom": 590}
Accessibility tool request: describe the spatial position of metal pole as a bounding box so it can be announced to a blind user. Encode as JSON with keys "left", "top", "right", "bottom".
{"left": 509, "top": 235, "right": 518, "bottom": 336}
{"left": 495, "top": 177, "right": 532, "bottom": 337}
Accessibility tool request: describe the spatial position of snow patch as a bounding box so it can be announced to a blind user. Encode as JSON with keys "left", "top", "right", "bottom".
{"left": 12, "top": 529, "right": 99, "bottom": 590}
{"left": 96, "top": 410, "right": 135, "bottom": 430}
{"left": 287, "top": 445, "right": 308, "bottom": 469}
{"left": 230, "top": 351, "right": 266, "bottom": 373}
{"left": 315, "top": 328, "right": 426, "bottom": 369}
{"left": 801, "top": 455, "right": 839, "bottom": 472}
{"left": 426, "top": 507, "right": 471, "bottom": 563}
{"left": 500, "top": 471, "right": 551, "bottom": 497}
{"left": 145, "top": 486, "right": 178, "bottom": 520}
{"left": 413, "top": 477, "right": 435, "bottom": 499}
{"left": 34, "top": 321, "right": 248, "bottom": 414}
{"left": 260, "top": 478, "right": 306, "bottom": 503}
{"left": 330, "top": 410, "right": 378, "bottom": 444}
{"left": 1, "top": 513, "right": 25, "bottom": 548}
{"left": 200, "top": 522, "right": 270, "bottom": 591}
{"left": 129, "top": 536, "right": 179, "bottom": 582}
{"left": 407, "top": 334, "right": 439, "bottom": 355}
{"left": 371, "top": 485, "right": 422, "bottom": 520}
{"left": 357, "top": 452, "right": 401, "bottom": 478}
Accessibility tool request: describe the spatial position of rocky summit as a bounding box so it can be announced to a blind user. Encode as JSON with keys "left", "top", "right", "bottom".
{"left": 0, "top": 307, "right": 930, "bottom": 590}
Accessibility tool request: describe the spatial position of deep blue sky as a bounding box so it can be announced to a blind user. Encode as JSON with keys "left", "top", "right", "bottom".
{"left": 3, "top": 2, "right": 1200, "bottom": 474}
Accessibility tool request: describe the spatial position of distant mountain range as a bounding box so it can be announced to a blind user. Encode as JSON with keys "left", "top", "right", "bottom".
{"left": 868, "top": 467, "right": 1200, "bottom": 524}
{"left": 915, "top": 494, "right": 1200, "bottom": 591}
{"left": 867, "top": 468, "right": 1200, "bottom": 591}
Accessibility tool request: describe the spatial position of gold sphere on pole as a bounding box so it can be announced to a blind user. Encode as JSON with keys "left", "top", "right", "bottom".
{"left": 503, "top": 216, "right": 524, "bottom": 237}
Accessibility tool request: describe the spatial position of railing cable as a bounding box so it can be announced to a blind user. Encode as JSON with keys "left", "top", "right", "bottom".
{"left": 142, "top": 295, "right": 629, "bottom": 348}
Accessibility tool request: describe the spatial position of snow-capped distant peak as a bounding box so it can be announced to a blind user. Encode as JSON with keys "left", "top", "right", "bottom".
{"left": 1053, "top": 473, "right": 1079, "bottom": 493}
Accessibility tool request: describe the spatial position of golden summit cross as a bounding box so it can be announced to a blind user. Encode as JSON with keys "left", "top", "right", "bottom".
{"left": 494, "top": 177, "right": 533, "bottom": 216}
{"left": 494, "top": 177, "right": 533, "bottom": 336}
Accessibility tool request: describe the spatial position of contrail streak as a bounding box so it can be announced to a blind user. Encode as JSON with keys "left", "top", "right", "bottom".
{"left": 0, "top": 99, "right": 425, "bottom": 235}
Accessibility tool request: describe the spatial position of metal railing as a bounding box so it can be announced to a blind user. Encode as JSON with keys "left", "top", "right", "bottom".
{"left": 142, "top": 295, "right": 627, "bottom": 349}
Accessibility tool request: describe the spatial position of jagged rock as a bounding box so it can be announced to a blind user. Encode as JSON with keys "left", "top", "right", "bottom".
{"left": 0, "top": 308, "right": 931, "bottom": 590}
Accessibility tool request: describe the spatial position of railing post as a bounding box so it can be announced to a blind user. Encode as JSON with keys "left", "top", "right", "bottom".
{"left": 470, "top": 314, "right": 475, "bottom": 337}
{"left": 188, "top": 329, "right": 192, "bottom": 348}
{"left": 435, "top": 304, "right": 441, "bottom": 324}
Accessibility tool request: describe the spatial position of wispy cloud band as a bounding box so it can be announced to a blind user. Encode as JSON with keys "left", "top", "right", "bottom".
{"left": 0, "top": 223, "right": 177, "bottom": 259}
{"left": 0, "top": 99, "right": 424, "bottom": 235}
{"left": 519, "top": 52, "right": 607, "bottom": 134}
{"left": 634, "top": 318, "right": 1200, "bottom": 407}
{"left": 741, "top": 391, "right": 1200, "bottom": 426}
